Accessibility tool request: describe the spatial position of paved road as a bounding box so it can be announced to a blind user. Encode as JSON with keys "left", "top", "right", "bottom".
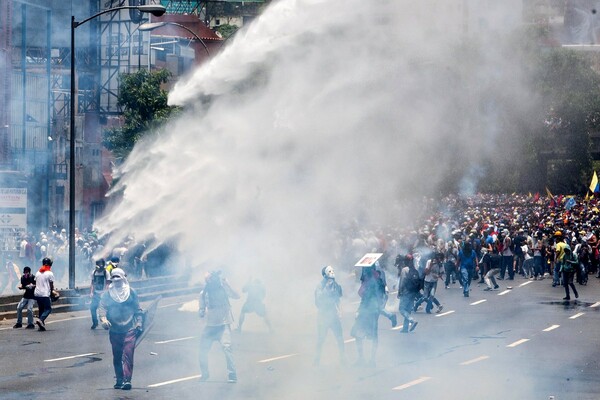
{"left": 0, "top": 273, "right": 599, "bottom": 400}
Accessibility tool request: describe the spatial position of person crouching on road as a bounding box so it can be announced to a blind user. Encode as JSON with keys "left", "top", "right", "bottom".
{"left": 34, "top": 257, "right": 55, "bottom": 331}
{"left": 14, "top": 266, "right": 36, "bottom": 329}
{"left": 98, "top": 268, "right": 143, "bottom": 391}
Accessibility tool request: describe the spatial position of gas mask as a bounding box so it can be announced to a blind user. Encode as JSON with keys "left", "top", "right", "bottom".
{"left": 323, "top": 265, "right": 335, "bottom": 279}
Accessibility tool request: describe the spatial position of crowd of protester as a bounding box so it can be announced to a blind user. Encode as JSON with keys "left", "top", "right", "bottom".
{"left": 0, "top": 227, "right": 177, "bottom": 294}
{"left": 337, "top": 193, "right": 600, "bottom": 289}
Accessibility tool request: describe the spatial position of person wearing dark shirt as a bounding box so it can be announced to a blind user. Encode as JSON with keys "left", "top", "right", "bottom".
{"left": 13, "top": 266, "right": 36, "bottom": 329}
{"left": 314, "top": 266, "right": 345, "bottom": 366}
{"left": 483, "top": 246, "right": 501, "bottom": 291}
{"left": 98, "top": 268, "right": 143, "bottom": 391}
{"left": 90, "top": 258, "right": 109, "bottom": 330}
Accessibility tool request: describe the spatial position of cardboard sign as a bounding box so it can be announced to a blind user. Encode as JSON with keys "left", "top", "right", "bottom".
{"left": 355, "top": 253, "right": 383, "bottom": 267}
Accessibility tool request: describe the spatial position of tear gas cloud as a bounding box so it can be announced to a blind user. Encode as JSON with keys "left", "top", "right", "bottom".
{"left": 96, "top": 0, "right": 531, "bottom": 285}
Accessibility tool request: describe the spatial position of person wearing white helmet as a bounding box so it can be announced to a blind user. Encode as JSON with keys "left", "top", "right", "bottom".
{"left": 98, "top": 268, "right": 143, "bottom": 391}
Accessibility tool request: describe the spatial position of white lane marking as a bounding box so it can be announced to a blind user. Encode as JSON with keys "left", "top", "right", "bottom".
{"left": 460, "top": 355, "right": 489, "bottom": 366}
{"left": 155, "top": 336, "right": 196, "bottom": 344}
{"left": 507, "top": 339, "right": 530, "bottom": 348}
{"left": 159, "top": 301, "right": 188, "bottom": 309}
{"left": 569, "top": 312, "right": 585, "bottom": 320}
{"left": 148, "top": 374, "right": 202, "bottom": 388}
{"left": 435, "top": 310, "right": 455, "bottom": 317}
{"left": 44, "top": 353, "right": 99, "bottom": 362}
{"left": 589, "top": 302, "right": 600, "bottom": 308}
{"left": 471, "top": 300, "right": 486, "bottom": 305}
{"left": 390, "top": 291, "right": 398, "bottom": 295}
{"left": 344, "top": 338, "right": 356, "bottom": 343}
{"left": 257, "top": 353, "right": 299, "bottom": 363}
{"left": 519, "top": 281, "right": 533, "bottom": 287}
{"left": 0, "top": 316, "right": 88, "bottom": 330}
{"left": 498, "top": 290, "right": 511, "bottom": 296}
{"left": 45, "top": 316, "right": 89, "bottom": 325}
{"left": 392, "top": 376, "right": 432, "bottom": 391}
{"left": 392, "top": 325, "right": 404, "bottom": 331}
{"left": 543, "top": 325, "right": 560, "bottom": 332}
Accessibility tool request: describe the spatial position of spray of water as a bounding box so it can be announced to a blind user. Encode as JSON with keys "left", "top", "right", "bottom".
{"left": 95, "top": 0, "right": 532, "bottom": 306}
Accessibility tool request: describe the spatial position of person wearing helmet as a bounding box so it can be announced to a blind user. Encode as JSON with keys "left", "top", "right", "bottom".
{"left": 313, "top": 265, "right": 345, "bottom": 366}
{"left": 98, "top": 268, "right": 143, "bottom": 391}
{"left": 34, "top": 257, "right": 55, "bottom": 331}
{"left": 89, "top": 258, "right": 109, "bottom": 330}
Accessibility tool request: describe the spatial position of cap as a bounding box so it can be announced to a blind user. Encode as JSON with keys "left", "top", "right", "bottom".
{"left": 110, "top": 268, "right": 126, "bottom": 280}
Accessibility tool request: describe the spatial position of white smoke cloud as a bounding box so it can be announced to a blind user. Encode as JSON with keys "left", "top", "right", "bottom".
{"left": 95, "top": 0, "right": 531, "bottom": 284}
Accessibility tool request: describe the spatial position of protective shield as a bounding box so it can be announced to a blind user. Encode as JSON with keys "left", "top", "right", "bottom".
{"left": 135, "top": 295, "right": 162, "bottom": 348}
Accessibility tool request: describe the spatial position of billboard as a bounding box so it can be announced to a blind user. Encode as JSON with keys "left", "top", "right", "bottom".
{"left": 0, "top": 188, "right": 27, "bottom": 230}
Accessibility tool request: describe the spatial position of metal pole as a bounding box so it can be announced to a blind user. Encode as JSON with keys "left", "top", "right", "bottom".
{"left": 69, "top": 16, "right": 76, "bottom": 289}
{"left": 67, "top": 5, "right": 165, "bottom": 289}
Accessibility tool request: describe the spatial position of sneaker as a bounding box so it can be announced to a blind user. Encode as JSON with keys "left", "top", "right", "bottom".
{"left": 390, "top": 314, "right": 397, "bottom": 328}
{"left": 36, "top": 319, "right": 46, "bottom": 331}
{"left": 409, "top": 320, "right": 418, "bottom": 332}
{"left": 575, "top": 292, "right": 579, "bottom": 299}
{"left": 26, "top": 324, "right": 35, "bottom": 329}
{"left": 563, "top": 296, "right": 570, "bottom": 300}
{"left": 90, "top": 324, "right": 97, "bottom": 330}
{"left": 113, "top": 381, "right": 123, "bottom": 389}
{"left": 121, "top": 382, "right": 131, "bottom": 390}
{"left": 493, "top": 285, "right": 499, "bottom": 289}
{"left": 13, "top": 323, "right": 22, "bottom": 329}
{"left": 483, "top": 287, "right": 492, "bottom": 291}
{"left": 444, "top": 285, "right": 449, "bottom": 289}
{"left": 463, "top": 292, "right": 469, "bottom": 297}
{"left": 436, "top": 305, "right": 444, "bottom": 313}
{"left": 199, "top": 373, "right": 209, "bottom": 382}
{"left": 227, "top": 373, "right": 237, "bottom": 383}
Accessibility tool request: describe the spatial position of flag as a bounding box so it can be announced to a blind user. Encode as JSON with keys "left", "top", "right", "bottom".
{"left": 585, "top": 192, "right": 590, "bottom": 202}
{"left": 546, "top": 187, "right": 554, "bottom": 200}
{"left": 533, "top": 192, "right": 540, "bottom": 202}
{"left": 590, "top": 171, "right": 599, "bottom": 193}
{"left": 565, "top": 197, "right": 576, "bottom": 210}
{"left": 557, "top": 194, "right": 563, "bottom": 204}
{"left": 528, "top": 192, "right": 532, "bottom": 198}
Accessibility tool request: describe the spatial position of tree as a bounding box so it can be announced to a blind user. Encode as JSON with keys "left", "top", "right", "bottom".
{"left": 525, "top": 45, "right": 600, "bottom": 193}
{"left": 215, "top": 24, "right": 239, "bottom": 40}
{"left": 103, "top": 69, "right": 180, "bottom": 159}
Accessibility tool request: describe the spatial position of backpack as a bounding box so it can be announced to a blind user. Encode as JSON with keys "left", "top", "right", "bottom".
{"left": 563, "top": 248, "right": 578, "bottom": 272}
{"left": 204, "top": 275, "right": 230, "bottom": 309}
{"left": 403, "top": 267, "right": 421, "bottom": 293}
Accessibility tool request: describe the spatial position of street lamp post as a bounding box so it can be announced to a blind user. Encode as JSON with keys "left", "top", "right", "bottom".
{"left": 69, "top": 5, "right": 166, "bottom": 289}
{"left": 138, "top": 21, "right": 211, "bottom": 61}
